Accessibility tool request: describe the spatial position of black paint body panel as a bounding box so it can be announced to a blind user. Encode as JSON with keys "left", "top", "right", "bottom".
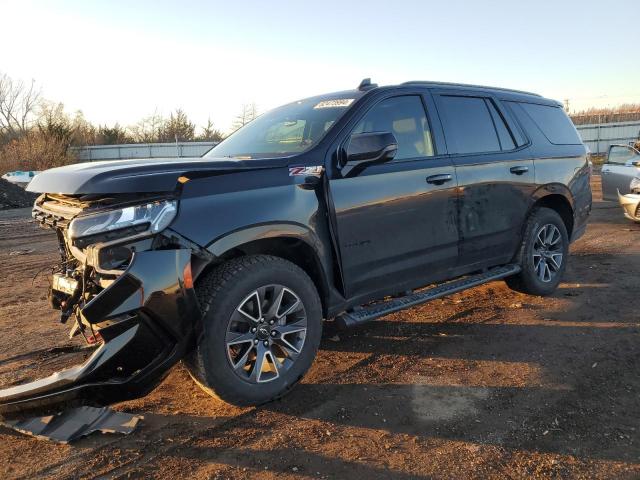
{"left": 26, "top": 156, "right": 289, "bottom": 194}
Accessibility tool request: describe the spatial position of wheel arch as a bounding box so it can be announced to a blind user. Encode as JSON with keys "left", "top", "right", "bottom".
{"left": 204, "top": 224, "right": 332, "bottom": 316}
{"left": 529, "top": 186, "right": 575, "bottom": 239}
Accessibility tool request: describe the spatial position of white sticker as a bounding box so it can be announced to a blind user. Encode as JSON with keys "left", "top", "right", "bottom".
{"left": 313, "top": 99, "right": 354, "bottom": 109}
{"left": 289, "top": 166, "right": 324, "bottom": 177}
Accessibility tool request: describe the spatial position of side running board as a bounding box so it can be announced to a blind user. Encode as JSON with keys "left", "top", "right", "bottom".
{"left": 335, "top": 264, "right": 521, "bottom": 329}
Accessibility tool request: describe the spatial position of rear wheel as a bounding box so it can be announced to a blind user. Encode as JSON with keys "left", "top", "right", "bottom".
{"left": 505, "top": 207, "right": 569, "bottom": 296}
{"left": 184, "top": 255, "right": 322, "bottom": 406}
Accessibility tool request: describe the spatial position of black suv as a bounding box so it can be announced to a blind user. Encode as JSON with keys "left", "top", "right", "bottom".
{"left": 0, "top": 79, "right": 591, "bottom": 414}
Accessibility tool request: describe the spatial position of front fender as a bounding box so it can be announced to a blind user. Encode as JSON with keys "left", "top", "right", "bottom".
{"left": 206, "top": 222, "right": 323, "bottom": 257}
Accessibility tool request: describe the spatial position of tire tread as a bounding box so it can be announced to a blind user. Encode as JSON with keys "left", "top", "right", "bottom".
{"left": 184, "top": 255, "right": 320, "bottom": 406}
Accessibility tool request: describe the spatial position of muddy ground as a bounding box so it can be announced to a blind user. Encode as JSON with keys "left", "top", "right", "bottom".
{"left": 0, "top": 176, "right": 639, "bottom": 479}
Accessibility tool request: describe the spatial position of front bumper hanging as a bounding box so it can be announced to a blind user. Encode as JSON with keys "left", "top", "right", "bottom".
{"left": 0, "top": 249, "right": 200, "bottom": 417}
{"left": 618, "top": 190, "right": 640, "bottom": 222}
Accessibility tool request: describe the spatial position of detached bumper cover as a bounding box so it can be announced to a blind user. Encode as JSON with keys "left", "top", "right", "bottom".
{"left": 618, "top": 190, "right": 640, "bottom": 221}
{"left": 0, "top": 249, "right": 199, "bottom": 416}
{"left": 2, "top": 406, "right": 143, "bottom": 443}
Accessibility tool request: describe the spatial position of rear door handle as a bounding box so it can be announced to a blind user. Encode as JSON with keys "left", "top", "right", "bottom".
{"left": 509, "top": 166, "right": 529, "bottom": 175}
{"left": 426, "top": 173, "right": 453, "bottom": 185}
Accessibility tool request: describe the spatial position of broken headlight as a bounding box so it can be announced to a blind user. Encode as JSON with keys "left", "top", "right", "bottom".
{"left": 630, "top": 177, "right": 640, "bottom": 194}
{"left": 68, "top": 200, "right": 178, "bottom": 245}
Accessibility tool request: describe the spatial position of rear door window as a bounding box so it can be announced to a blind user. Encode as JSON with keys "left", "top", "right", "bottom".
{"left": 436, "top": 95, "right": 507, "bottom": 154}
{"left": 518, "top": 103, "right": 582, "bottom": 145}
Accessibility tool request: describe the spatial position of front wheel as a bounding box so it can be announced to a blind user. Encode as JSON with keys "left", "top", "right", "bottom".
{"left": 505, "top": 207, "right": 569, "bottom": 296}
{"left": 184, "top": 255, "right": 322, "bottom": 407}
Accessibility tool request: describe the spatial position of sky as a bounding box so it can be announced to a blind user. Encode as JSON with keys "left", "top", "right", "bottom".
{"left": 1, "top": 0, "right": 638, "bottom": 133}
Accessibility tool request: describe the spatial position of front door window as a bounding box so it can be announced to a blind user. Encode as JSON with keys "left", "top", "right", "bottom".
{"left": 352, "top": 96, "right": 434, "bottom": 160}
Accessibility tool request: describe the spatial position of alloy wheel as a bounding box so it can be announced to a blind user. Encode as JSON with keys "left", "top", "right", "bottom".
{"left": 225, "top": 284, "right": 307, "bottom": 383}
{"left": 532, "top": 223, "right": 564, "bottom": 283}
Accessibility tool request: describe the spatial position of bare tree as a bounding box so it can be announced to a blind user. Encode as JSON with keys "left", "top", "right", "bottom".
{"left": 231, "top": 102, "right": 257, "bottom": 132}
{"left": 70, "top": 110, "right": 97, "bottom": 146}
{"left": 37, "top": 101, "right": 74, "bottom": 144}
{"left": 1, "top": 100, "right": 76, "bottom": 172}
{"left": 0, "top": 72, "right": 41, "bottom": 140}
{"left": 129, "top": 110, "right": 165, "bottom": 143}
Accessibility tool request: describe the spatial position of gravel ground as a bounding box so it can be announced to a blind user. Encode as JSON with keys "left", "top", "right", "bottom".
{"left": 0, "top": 176, "right": 639, "bottom": 479}
{"left": 0, "top": 179, "right": 38, "bottom": 209}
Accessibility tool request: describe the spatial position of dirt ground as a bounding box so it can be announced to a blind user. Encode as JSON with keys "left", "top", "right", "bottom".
{"left": 0, "top": 178, "right": 38, "bottom": 209}
{"left": 0, "top": 176, "right": 639, "bottom": 479}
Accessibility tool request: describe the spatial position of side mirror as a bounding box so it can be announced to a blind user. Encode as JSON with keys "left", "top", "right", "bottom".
{"left": 340, "top": 132, "right": 397, "bottom": 175}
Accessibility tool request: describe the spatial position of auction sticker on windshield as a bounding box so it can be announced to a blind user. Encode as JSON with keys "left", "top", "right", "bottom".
{"left": 313, "top": 99, "right": 354, "bottom": 109}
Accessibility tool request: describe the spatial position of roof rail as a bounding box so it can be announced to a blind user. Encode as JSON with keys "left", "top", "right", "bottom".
{"left": 401, "top": 80, "right": 541, "bottom": 97}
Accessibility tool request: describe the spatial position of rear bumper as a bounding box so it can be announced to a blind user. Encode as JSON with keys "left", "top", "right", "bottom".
{"left": 0, "top": 249, "right": 200, "bottom": 416}
{"left": 617, "top": 190, "right": 640, "bottom": 222}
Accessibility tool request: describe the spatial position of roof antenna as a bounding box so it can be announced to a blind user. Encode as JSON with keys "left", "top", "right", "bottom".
{"left": 358, "top": 78, "right": 378, "bottom": 91}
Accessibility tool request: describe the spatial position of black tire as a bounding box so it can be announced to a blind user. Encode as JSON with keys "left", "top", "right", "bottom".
{"left": 505, "top": 207, "right": 569, "bottom": 296}
{"left": 184, "top": 255, "right": 322, "bottom": 407}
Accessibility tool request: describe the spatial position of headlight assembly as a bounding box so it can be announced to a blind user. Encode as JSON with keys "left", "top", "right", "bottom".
{"left": 630, "top": 177, "right": 640, "bottom": 193}
{"left": 68, "top": 200, "right": 178, "bottom": 243}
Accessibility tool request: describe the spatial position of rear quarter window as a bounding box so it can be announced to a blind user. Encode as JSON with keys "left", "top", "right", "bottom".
{"left": 518, "top": 102, "right": 581, "bottom": 145}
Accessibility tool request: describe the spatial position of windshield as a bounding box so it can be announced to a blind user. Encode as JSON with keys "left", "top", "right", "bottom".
{"left": 205, "top": 95, "right": 357, "bottom": 159}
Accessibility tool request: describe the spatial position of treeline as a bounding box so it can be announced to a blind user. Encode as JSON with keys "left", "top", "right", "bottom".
{"left": 0, "top": 72, "right": 254, "bottom": 172}
{"left": 570, "top": 103, "right": 640, "bottom": 125}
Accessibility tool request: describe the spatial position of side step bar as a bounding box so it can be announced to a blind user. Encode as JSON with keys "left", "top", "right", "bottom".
{"left": 335, "top": 264, "right": 521, "bottom": 329}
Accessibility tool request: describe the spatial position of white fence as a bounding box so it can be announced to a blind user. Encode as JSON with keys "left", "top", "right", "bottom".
{"left": 575, "top": 121, "right": 640, "bottom": 155}
{"left": 70, "top": 123, "right": 640, "bottom": 161}
{"left": 71, "top": 142, "right": 218, "bottom": 161}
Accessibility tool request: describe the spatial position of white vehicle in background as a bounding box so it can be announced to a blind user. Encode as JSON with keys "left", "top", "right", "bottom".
{"left": 1, "top": 170, "right": 40, "bottom": 188}
{"left": 601, "top": 144, "right": 640, "bottom": 222}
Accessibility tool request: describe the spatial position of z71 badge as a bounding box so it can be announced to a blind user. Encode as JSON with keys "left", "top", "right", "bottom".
{"left": 289, "top": 166, "right": 324, "bottom": 177}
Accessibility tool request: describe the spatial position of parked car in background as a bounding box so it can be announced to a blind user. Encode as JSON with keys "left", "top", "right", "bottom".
{"left": 601, "top": 144, "right": 640, "bottom": 221}
{"left": 1, "top": 170, "right": 40, "bottom": 188}
{"left": 0, "top": 79, "right": 591, "bottom": 415}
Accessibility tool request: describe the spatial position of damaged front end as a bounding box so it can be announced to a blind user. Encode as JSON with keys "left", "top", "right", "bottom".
{"left": 618, "top": 189, "right": 640, "bottom": 222}
{"left": 0, "top": 193, "right": 202, "bottom": 416}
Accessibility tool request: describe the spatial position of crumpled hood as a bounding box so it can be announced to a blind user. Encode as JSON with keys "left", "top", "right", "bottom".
{"left": 27, "top": 156, "right": 288, "bottom": 194}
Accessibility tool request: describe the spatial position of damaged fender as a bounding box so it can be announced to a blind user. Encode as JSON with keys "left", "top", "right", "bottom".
{"left": 0, "top": 249, "right": 200, "bottom": 417}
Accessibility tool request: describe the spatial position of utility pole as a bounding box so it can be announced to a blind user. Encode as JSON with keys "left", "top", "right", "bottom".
{"left": 564, "top": 98, "right": 570, "bottom": 113}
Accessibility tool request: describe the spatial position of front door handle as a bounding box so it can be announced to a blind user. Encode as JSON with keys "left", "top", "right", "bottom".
{"left": 426, "top": 173, "right": 453, "bottom": 185}
{"left": 510, "top": 166, "right": 529, "bottom": 175}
